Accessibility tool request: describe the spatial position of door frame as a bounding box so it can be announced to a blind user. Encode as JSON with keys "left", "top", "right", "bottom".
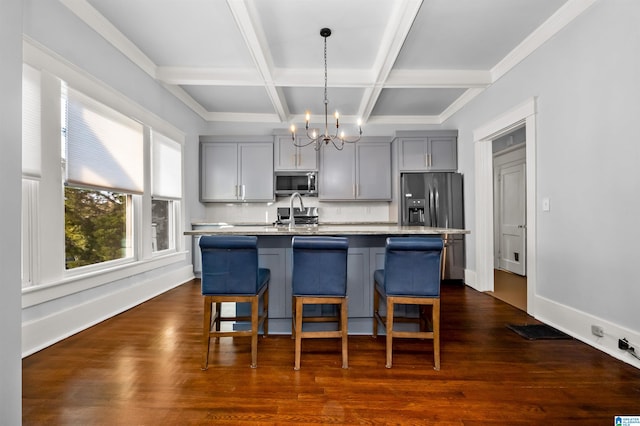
{"left": 472, "top": 98, "right": 537, "bottom": 315}
{"left": 493, "top": 145, "right": 526, "bottom": 274}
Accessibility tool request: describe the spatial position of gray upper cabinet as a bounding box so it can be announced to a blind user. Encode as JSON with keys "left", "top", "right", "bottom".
{"left": 396, "top": 131, "right": 458, "bottom": 171}
{"left": 319, "top": 138, "right": 391, "bottom": 201}
{"left": 200, "top": 141, "right": 274, "bottom": 202}
{"left": 274, "top": 136, "right": 318, "bottom": 171}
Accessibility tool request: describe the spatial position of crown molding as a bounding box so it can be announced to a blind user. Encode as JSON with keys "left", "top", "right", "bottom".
{"left": 491, "top": 0, "right": 598, "bottom": 82}
{"left": 60, "top": 0, "right": 157, "bottom": 78}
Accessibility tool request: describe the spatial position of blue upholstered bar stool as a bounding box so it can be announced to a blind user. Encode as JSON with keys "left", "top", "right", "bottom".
{"left": 199, "top": 235, "right": 270, "bottom": 369}
{"left": 291, "top": 236, "right": 349, "bottom": 370}
{"left": 373, "top": 237, "right": 444, "bottom": 369}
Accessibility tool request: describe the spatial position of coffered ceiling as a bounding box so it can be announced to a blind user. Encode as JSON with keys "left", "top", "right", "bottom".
{"left": 60, "top": 0, "right": 594, "bottom": 129}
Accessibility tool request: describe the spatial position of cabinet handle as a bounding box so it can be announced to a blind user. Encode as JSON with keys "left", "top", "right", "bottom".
{"left": 298, "top": 153, "right": 302, "bottom": 167}
{"left": 425, "top": 153, "right": 429, "bottom": 168}
{"left": 241, "top": 184, "right": 246, "bottom": 200}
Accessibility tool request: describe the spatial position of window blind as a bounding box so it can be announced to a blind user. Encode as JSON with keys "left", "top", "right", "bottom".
{"left": 65, "top": 88, "right": 144, "bottom": 194}
{"left": 22, "top": 64, "right": 41, "bottom": 177}
{"left": 151, "top": 131, "right": 182, "bottom": 199}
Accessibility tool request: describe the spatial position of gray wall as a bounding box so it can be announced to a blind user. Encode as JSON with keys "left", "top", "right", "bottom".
{"left": 0, "top": 0, "right": 23, "bottom": 422}
{"left": 448, "top": 0, "right": 640, "bottom": 334}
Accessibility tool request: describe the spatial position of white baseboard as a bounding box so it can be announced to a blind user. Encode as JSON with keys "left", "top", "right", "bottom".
{"left": 534, "top": 295, "right": 640, "bottom": 369}
{"left": 22, "top": 265, "right": 194, "bottom": 357}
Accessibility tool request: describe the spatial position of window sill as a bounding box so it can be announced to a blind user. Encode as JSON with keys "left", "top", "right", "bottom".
{"left": 22, "top": 250, "right": 189, "bottom": 308}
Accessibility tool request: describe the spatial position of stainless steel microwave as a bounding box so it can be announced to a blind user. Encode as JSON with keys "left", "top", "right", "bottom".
{"left": 274, "top": 171, "right": 317, "bottom": 196}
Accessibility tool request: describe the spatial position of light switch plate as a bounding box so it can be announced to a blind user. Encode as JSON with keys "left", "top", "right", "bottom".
{"left": 542, "top": 198, "right": 550, "bottom": 212}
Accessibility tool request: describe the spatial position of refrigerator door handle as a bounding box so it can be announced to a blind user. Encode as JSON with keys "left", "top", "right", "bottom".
{"left": 428, "top": 186, "right": 435, "bottom": 227}
{"left": 434, "top": 186, "right": 440, "bottom": 226}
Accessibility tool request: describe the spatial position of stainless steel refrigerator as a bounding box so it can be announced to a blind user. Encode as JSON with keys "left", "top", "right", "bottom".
{"left": 401, "top": 172, "right": 465, "bottom": 281}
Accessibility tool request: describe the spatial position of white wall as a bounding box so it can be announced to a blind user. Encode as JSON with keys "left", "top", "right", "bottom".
{"left": 447, "top": 0, "right": 640, "bottom": 366}
{"left": 21, "top": 0, "right": 207, "bottom": 355}
{"left": 0, "top": 0, "right": 23, "bottom": 422}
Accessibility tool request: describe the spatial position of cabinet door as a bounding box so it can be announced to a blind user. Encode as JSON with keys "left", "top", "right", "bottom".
{"left": 356, "top": 143, "right": 391, "bottom": 200}
{"left": 259, "top": 249, "right": 287, "bottom": 318}
{"left": 274, "top": 136, "right": 298, "bottom": 170}
{"left": 274, "top": 137, "right": 318, "bottom": 171}
{"left": 347, "top": 248, "right": 371, "bottom": 317}
{"left": 200, "top": 143, "right": 238, "bottom": 201}
{"left": 428, "top": 137, "right": 457, "bottom": 171}
{"left": 297, "top": 145, "right": 318, "bottom": 170}
{"left": 319, "top": 143, "right": 356, "bottom": 200}
{"left": 398, "top": 138, "right": 428, "bottom": 171}
{"left": 239, "top": 143, "right": 274, "bottom": 201}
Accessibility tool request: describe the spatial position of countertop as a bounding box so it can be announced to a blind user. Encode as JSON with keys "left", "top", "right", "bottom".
{"left": 185, "top": 223, "right": 469, "bottom": 236}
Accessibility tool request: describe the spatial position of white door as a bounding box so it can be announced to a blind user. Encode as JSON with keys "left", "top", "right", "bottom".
{"left": 497, "top": 160, "right": 526, "bottom": 275}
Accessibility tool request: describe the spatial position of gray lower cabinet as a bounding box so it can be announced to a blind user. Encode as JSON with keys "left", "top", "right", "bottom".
{"left": 200, "top": 141, "right": 274, "bottom": 202}
{"left": 396, "top": 131, "right": 458, "bottom": 171}
{"left": 237, "top": 246, "right": 378, "bottom": 324}
{"left": 258, "top": 248, "right": 289, "bottom": 319}
{"left": 346, "top": 248, "right": 371, "bottom": 317}
{"left": 319, "top": 139, "right": 391, "bottom": 201}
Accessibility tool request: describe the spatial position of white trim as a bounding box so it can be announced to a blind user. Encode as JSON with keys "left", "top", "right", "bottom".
{"left": 59, "top": 0, "right": 157, "bottom": 78}
{"left": 358, "top": 0, "right": 423, "bottom": 123}
{"left": 535, "top": 295, "right": 640, "bottom": 369}
{"left": 440, "top": 88, "right": 486, "bottom": 124}
{"left": 491, "top": 0, "right": 598, "bottom": 82}
{"left": 473, "top": 98, "right": 537, "bottom": 317}
{"left": 22, "top": 251, "right": 189, "bottom": 308}
{"left": 22, "top": 265, "right": 194, "bottom": 357}
{"left": 23, "top": 37, "right": 184, "bottom": 142}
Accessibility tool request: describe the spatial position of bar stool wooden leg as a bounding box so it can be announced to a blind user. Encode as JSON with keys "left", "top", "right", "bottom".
{"left": 341, "top": 298, "right": 348, "bottom": 369}
{"left": 250, "top": 296, "right": 259, "bottom": 368}
{"left": 294, "top": 297, "right": 303, "bottom": 371}
{"left": 373, "top": 286, "right": 379, "bottom": 337}
{"left": 202, "top": 296, "right": 212, "bottom": 370}
{"left": 385, "top": 297, "right": 395, "bottom": 369}
{"left": 433, "top": 299, "right": 440, "bottom": 370}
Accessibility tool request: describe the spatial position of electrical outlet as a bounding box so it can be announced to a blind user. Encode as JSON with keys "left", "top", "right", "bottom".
{"left": 591, "top": 325, "right": 604, "bottom": 337}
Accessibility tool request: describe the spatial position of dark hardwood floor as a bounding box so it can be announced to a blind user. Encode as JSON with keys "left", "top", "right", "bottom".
{"left": 23, "top": 280, "right": 640, "bottom": 425}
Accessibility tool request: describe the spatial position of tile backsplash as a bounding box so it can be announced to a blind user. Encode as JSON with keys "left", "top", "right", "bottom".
{"left": 198, "top": 199, "right": 395, "bottom": 224}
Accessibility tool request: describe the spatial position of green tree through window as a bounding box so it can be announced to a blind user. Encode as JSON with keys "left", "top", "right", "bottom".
{"left": 65, "top": 186, "right": 128, "bottom": 269}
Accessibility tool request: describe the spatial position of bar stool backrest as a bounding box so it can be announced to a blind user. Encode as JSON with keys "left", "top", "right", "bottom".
{"left": 292, "top": 236, "right": 348, "bottom": 296}
{"left": 199, "top": 235, "right": 260, "bottom": 295}
{"left": 383, "top": 237, "right": 443, "bottom": 297}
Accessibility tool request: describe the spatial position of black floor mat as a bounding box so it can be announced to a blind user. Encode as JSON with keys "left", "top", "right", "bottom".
{"left": 507, "top": 324, "right": 571, "bottom": 340}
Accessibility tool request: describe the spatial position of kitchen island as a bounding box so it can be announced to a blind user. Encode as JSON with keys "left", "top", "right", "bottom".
{"left": 187, "top": 223, "right": 469, "bottom": 334}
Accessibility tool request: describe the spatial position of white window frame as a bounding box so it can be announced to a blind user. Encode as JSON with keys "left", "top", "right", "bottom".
{"left": 21, "top": 39, "right": 187, "bottom": 304}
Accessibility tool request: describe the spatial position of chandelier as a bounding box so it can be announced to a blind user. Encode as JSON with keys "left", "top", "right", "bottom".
{"left": 290, "top": 28, "right": 363, "bottom": 151}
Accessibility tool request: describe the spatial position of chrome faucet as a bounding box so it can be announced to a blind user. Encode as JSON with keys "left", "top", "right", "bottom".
{"left": 289, "top": 192, "right": 305, "bottom": 230}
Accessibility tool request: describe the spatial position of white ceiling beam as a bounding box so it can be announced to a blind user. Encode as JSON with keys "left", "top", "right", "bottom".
{"left": 205, "top": 112, "right": 282, "bottom": 123}
{"left": 156, "top": 67, "right": 263, "bottom": 86}
{"left": 357, "top": 0, "right": 423, "bottom": 123}
{"left": 367, "top": 115, "right": 442, "bottom": 125}
{"left": 386, "top": 70, "right": 492, "bottom": 88}
{"left": 226, "top": 0, "right": 290, "bottom": 122}
{"left": 273, "top": 68, "right": 376, "bottom": 88}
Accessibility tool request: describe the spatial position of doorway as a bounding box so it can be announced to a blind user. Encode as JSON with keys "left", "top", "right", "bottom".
{"left": 491, "top": 129, "right": 527, "bottom": 311}
{"left": 472, "top": 98, "right": 537, "bottom": 315}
